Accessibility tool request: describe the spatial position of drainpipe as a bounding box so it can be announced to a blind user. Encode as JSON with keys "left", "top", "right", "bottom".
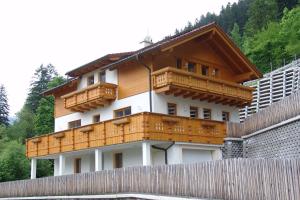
{"left": 135, "top": 54, "right": 153, "bottom": 112}
{"left": 151, "top": 142, "right": 175, "bottom": 164}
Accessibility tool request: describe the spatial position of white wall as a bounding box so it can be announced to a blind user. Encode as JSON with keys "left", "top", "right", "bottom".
{"left": 55, "top": 92, "right": 150, "bottom": 131}
{"left": 54, "top": 154, "right": 94, "bottom": 176}
{"left": 78, "top": 69, "right": 117, "bottom": 90}
{"left": 152, "top": 93, "right": 240, "bottom": 122}
{"left": 182, "top": 149, "right": 213, "bottom": 163}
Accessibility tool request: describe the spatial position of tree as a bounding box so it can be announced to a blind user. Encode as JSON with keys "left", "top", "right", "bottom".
{"left": 280, "top": 7, "right": 300, "bottom": 55}
{"left": 25, "top": 64, "right": 57, "bottom": 113}
{"left": 34, "top": 76, "right": 66, "bottom": 135}
{"left": 0, "top": 85, "right": 9, "bottom": 126}
{"left": 230, "top": 23, "right": 243, "bottom": 48}
{"left": 0, "top": 141, "right": 30, "bottom": 182}
{"left": 5, "top": 107, "right": 35, "bottom": 143}
{"left": 244, "top": 0, "right": 278, "bottom": 36}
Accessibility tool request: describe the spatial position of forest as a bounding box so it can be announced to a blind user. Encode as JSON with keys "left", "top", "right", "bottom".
{"left": 0, "top": 0, "right": 300, "bottom": 182}
{"left": 175, "top": 0, "right": 300, "bottom": 73}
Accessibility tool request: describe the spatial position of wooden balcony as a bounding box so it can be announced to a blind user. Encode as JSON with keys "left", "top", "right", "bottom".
{"left": 152, "top": 67, "right": 254, "bottom": 107}
{"left": 62, "top": 82, "right": 117, "bottom": 112}
{"left": 26, "top": 112, "right": 226, "bottom": 158}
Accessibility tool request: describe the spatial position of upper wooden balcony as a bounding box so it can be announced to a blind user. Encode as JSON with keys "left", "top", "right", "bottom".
{"left": 26, "top": 112, "right": 226, "bottom": 158}
{"left": 152, "top": 67, "right": 254, "bottom": 107}
{"left": 62, "top": 82, "right": 117, "bottom": 112}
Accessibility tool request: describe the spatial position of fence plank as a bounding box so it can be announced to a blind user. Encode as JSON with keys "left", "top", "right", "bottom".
{"left": 227, "top": 90, "right": 300, "bottom": 137}
{"left": 0, "top": 159, "right": 299, "bottom": 200}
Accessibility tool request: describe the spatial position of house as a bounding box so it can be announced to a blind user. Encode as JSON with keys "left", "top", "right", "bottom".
{"left": 26, "top": 23, "right": 262, "bottom": 179}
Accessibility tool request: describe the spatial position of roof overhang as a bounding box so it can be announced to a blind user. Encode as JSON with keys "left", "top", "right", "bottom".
{"left": 66, "top": 52, "right": 135, "bottom": 77}
{"left": 43, "top": 78, "right": 78, "bottom": 96}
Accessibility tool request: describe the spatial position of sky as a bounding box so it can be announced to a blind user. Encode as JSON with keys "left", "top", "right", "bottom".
{"left": 0, "top": 0, "right": 238, "bottom": 116}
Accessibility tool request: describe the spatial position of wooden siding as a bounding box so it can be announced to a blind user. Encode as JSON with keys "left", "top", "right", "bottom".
{"left": 62, "top": 82, "right": 117, "bottom": 112}
{"left": 118, "top": 63, "right": 149, "bottom": 99}
{"left": 152, "top": 67, "right": 254, "bottom": 107}
{"left": 1, "top": 159, "right": 299, "bottom": 200}
{"left": 26, "top": 112, "right": 226, "bottom": 158}
{"left": 54, "top": 96, "right": 74, "bottom": 118}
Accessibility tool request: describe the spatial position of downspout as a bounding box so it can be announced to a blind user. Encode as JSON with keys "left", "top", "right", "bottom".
{"left": 135, "top": 54, "right": 152, "bottom": 112}
{"left": 152, "top": 142, "right": 175, "bottom": 164}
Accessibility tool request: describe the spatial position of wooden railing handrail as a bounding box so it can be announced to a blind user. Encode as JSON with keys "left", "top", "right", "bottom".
{"left": 26, "top": 112, "right": 226, "bottom": 158}
{"left": 152, "top": 66, "right": 254, "bottom": 91}
{"left": 27, "top": 112, "right": 224, "bottom": 140}
{"left": 61, "top": 82, "right": 117, "bottom": 98}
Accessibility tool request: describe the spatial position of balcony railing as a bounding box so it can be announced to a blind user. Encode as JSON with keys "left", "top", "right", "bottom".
{"left": 26, "top": 112, "right": 226, "bottom": 158}
{"left": 62, "top": 82, "right": 117, "bottom": 112}
{"left": 152, "top": 67, "right": 254, "bottom": 107}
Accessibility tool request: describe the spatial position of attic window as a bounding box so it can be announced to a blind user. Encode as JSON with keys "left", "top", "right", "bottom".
{"left": 212, "top": 68, "right": 219, "bottom": 78}
{"left": 201, "top": 65, "right": 209, "bottom": 76}
{"left": 99, "top": 71, "right": 106, "bottom": 82}
{"left": 176, "top": 58, "right": 182, "bottom": 69}
{"left": 87, "top": 75, "right": 94, "bottom": 86}
{"left": 188, "top": 62, "right": 196, "bottom": 73}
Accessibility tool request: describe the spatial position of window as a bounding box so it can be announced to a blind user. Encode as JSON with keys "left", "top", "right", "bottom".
{"left": 203, "top": 108, "right": 211, "bottom": 120}
{"left": 68, "top": 120, "right": 81, "bottom": 129}
{"left": 99, "top": 71, "right": 106, "bottom": 82}
{"left": 93, "top": 114, "right": 100, "bottom": 123}
{"left": 74, "top": 158, "right": 81, "bottom": 174}
{"left": 201, "top": 65, "right": 209, "bottom": 76}
{"left": 190, "top": 106, "right": 198, "bottom": 118}
{"left": 212, "top": 68, "right": 219, "bottom": 77}
{"left": 176, "top": 58, "right": 182, "bottom": 69}
{"left": 167, "top": 103, "right": 177, "bottom": 115}
{"left": 222, "top": 111, "right": 230, "bottom": 121}
{"left": 87, "top": 75, "right": 94, "bottom": 86}
{"left": 187, "top": 62, "right": 196, "bottom": 73}
{"left": 114, "top": 153, "right": 123, "bottom": 168}
{"left": 114, "top": 107, "right": 131, "bottom": 118}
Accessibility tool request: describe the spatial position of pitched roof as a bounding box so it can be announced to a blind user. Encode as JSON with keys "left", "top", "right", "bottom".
{"left": 66, "top": 52, "right": 135, "bottom": 77}
{"left": 91, "top": 22, "right": 262, "bottom": 78}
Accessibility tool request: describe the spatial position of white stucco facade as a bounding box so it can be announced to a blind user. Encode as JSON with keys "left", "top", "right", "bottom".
{"left": 48, "top": 142, "right": 222, "bottom": 177}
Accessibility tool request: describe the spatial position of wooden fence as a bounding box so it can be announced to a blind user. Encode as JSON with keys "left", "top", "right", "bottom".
{"left": 0, "top": 159, "right": 299, "bottom": 200}
{"left": 227, "top": 90, "right": 300, "bottom": 137}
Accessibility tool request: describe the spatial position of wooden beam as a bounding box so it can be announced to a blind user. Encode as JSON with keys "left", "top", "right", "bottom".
{"left": 183, "top": 92, "right": 196, "bottom": 99}
{"left": 154, "top": 86, "right": 171, "bottom": 93}
{"left": 208, "top": 96, "right": 221, "bottom": 103}
{"left": 200, "top": 94, "right": 210, "bottom": 101}
{"left": 209, "top": 39, "right": 244, "bottom": 73}
{"left": 165, "top": 88, "right": 177, "bottom": 95}
{"left": 174, "top": 90, "right": 187, "bottom": 97}
{"left": 234, "top": 72, "right": 254, "bottom": 83}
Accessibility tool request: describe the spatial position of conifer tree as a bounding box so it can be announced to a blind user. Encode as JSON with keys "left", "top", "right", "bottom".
{"left": 0, "top": 85, "right": 9, "bottom": 126}
{"left": 25, "top": 64, "right": 57, "bottom": 113}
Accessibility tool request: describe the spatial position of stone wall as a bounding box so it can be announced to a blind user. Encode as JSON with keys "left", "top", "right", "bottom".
{"left": 243, "top": 118, "right": 300, "bottom": 159}
{"left": 222, "top": 138, "right": 243, "bottom": 159}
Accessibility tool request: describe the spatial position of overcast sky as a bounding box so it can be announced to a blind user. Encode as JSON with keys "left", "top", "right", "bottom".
{"left": 0, "top": 0, "right": 238, "bottom": 116}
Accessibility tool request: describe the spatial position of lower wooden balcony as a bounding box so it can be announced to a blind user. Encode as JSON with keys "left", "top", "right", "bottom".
{"left": 26, "top": 112, "right": 226, "bottom": 158}
{"left": 152, "top": 67, "right": 254, "bottom": 107}
{"left": 62, "top": 82, "right": 117, "bottom": 112}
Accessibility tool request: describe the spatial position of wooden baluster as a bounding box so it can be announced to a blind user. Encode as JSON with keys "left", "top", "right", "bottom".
{"left": 103, "top": 122, "right": 106, "bottom": 145}
{"left": 72, "top": 129, "right": 75, "bottom": 150}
